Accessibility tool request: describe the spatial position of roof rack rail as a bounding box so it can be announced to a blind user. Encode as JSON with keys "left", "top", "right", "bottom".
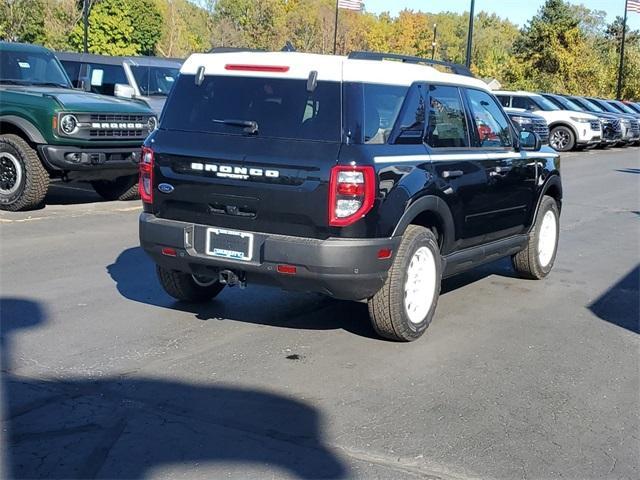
{"left": 208, "top": 47, "right": 265, "bottom": 54}
{"left": 347, "top": 51, "right": 474, "bottom": 78}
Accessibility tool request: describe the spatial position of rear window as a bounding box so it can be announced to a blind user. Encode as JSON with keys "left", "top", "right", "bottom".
{"left": 162, "top": 75, "right": 341, "bottom": 142}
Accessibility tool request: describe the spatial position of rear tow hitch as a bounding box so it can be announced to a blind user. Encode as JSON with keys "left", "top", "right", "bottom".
{"left": 219, "top": 269, "right": 247, "bottom": 289}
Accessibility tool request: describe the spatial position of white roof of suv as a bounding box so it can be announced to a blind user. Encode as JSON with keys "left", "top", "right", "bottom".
{"left": 180, "top": 51, "right": 489, "bottom": 90}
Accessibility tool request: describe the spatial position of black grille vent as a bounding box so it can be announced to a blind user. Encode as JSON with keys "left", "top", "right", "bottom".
{"left": 90, "top": 114, "right": 146, "bottom": 122}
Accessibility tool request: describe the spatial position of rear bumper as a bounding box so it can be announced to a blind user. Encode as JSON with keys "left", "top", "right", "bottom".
{"left": 38, "top": 145, "right": 140, "bottom": 172}
{"left": 139, "top": 213, "right": 399, "bottom": 301}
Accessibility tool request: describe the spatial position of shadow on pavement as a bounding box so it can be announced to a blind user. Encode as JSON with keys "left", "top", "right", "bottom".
{"left": 615, "top": 168, "right": 640, "bottom": 175}
{"left": 0, "top": 297, "right": 348, "bottom": 479}
{"left": 588, "top": 265, "right": 639, "bottom": 333}
{"left": 44, "top": 182, "right": 104, "bottom": 206}
{"left": 107, "top": 247, "right": 517, "bottom": 339}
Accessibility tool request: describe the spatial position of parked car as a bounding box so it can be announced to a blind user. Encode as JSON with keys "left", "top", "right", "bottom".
{"left": 562, "top": 96, "right": 629, "bottom": 147}
{"left": 504, "top": 107, "right": 549, "bottom": 144}
{"left": 606, "top": 100, "right": 640, "bottom": 145}
{"left": 541, "top": 93, "right": 621, "bottom": 148}
{"left": 0, "top": 42, "right": 156, "bottom": 211}
{"left": 585, "top": 97, "right": 640, "bottom": 146}
{"left": 494, "top": 90, "right": 601, "bottom": 152}
{"left": 139, "top": 50, "right": 561, "bottom": 342}
{"left": 622, "top": 101, "right": 640, "bottom": 114}
{"left": 56, "top": 52, "right": 182, "bottom": 116}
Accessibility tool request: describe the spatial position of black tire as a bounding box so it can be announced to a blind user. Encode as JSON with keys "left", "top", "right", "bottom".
{"left": 512, "top": 195, "right": 560, "bottom": 280}
{"left": 367, "top": 225, "right": 442, "bottom": 342}
{"left": 0, "top": 134, "right": 49, "bottom": 211}
{"left": 549, "top": 126, "right": 576, "bottom": 152}
{"left": 91, "top": 175, "right": 140, "bottom": 201}
{"left": 156, "top": 265, "right": 225, "bottom": 303}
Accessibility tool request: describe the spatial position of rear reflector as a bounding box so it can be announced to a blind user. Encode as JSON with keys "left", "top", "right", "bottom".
{"left": 225, "top": 64, "right": 290, "bottom": 73}
{"left": 276, "top": 264, "right": 297, "bottom": 275}
{"left": 161, "top": 247, "right": 177, "bottom": 257}
{"left": 377, "top": 248, "right": 393, "bottom": 260}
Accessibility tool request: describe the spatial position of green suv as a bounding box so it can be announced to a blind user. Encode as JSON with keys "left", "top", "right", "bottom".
{"left": 0, "top": 42, "right": 157, "bottom": 211}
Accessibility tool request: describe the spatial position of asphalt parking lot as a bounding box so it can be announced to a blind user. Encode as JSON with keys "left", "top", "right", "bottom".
{"left": 1, "top": 147, "right": 638, "bottom": 480}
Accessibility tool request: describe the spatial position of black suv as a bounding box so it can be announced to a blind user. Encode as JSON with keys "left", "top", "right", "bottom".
{"left": 139, "top": 51, "right": 562, "bottom": 341}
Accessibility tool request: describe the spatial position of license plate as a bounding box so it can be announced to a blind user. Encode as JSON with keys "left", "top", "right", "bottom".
{"left": 205, "top": 228, "right": 253, "bottom": 261}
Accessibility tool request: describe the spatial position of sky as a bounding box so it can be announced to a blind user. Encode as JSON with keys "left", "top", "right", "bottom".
{"left": 364, "top": 0, "right": 640, "bottom": 30}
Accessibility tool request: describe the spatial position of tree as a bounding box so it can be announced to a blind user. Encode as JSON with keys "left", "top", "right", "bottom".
{"left": 0, "top": 0, "right": 45, "bottom": 43}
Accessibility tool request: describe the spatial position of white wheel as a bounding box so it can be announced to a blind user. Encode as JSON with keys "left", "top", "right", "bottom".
{"left": 404, "top": 246, "right": 437, "bottom": 324}
{"left": 538, "top": 210, "right": 557, "bottom": 267}
{"left": 368, "top": 226, "right": 442, "bottom": 341}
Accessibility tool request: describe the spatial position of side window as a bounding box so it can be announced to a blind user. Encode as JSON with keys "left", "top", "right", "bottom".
{"left": 60, "top": 60, "right": 81, "bottom": 87}
{"left": 86, "top": 63, "right": 128, "bottom": 96}
{"left": 465, "top": 89, "right": 513, "bottom": 148}
{"left": 425, "top": 85, "right": 469, "bottom": 148}
{"left": 512, "top": 96, "right": 534, "bottom": 110}
{"left": 363, "top": 84, "right": 408, "bottom": 144}
{"left": 497, "top": 95, "right": 511, "bottom": 108}
{"left": 391, "top": 83, "right": 427, "bottom": 145}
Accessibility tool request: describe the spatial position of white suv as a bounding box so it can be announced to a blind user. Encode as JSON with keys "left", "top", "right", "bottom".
{"left": 494, "top": 90, "right": 601, "bottom": 151}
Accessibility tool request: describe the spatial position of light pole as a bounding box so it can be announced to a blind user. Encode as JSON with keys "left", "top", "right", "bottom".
{"left": 616, "top": 0, "right": 629, "bottom": 99}
{"left": 431, "top": 23, "right": 437, "bottom": 60}
{"left": 83, "top": 0, "right": 89, "bottom": 53}
{"left": 465, "top": 0, "right": 475, "bottom": 68}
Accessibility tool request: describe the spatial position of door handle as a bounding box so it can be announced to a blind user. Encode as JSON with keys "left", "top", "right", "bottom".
{"left": 442, "top": 170, "right": 464, "bottom": 179}
{"left": 490, "top": 166, "right": 512, "bottom": 177}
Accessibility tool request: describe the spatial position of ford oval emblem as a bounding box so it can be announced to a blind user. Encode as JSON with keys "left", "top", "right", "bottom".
{"left": 158, "top": 183, "right": 174, "bottom": 194}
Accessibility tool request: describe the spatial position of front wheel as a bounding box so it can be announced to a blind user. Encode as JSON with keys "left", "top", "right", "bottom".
{"left": 91, "top": 175, "right": 139, "bottom": 201}
{"left": 0, "top": 134, "right": 49, "bottom": 211}
{"left": 512, "top": 195, "right": 560, "bottom": 279}
{"left": 549, "top": 126, "right": 576, "bottom": 152}
{"left": 156, "top": 266, "right": 225, "bottom": 303}
{"left": 368, "top": 225, "right": 442, "bottom": 342}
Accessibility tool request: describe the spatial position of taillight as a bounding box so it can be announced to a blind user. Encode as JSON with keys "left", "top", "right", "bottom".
{"left": 139, "top": 146, "right": 154, "bottom": 204}
{"left": 329, "top": 165, "right": 375, "bottom": 227}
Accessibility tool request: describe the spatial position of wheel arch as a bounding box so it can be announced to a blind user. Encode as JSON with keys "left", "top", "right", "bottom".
{"left": 0, "top": 116, "right": 46, "bottom": 144}
{"left": 549, "top": 122, "right": 578, "bottom": 141}
{"left": 392, "top": 195, "right": 456, "bottom": 254}
{"left": 528, "top": 174, "right": 563, "bottom": 232}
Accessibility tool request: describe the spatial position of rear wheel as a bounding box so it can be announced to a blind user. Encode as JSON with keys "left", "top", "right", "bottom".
{"left": 368, "top": 225, "right": 441, "bottom": 342}
{"left": 156, "top": 265, "right": 225, "bottom": 302}
{"left": 512, "top": 195, "right": 559, "bottom": 279}
{"left": 91, "top": 175, "right": 139, "bottom": 201}
{"left": 0, "top": 134, "right": 49, "bottom": 211}
{"left": 549, "top": 126, "right": 576, "bottom": 152}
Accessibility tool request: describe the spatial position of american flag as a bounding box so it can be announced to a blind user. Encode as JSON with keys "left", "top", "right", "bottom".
{"left": 338, "top": 0, "right": 364, "bottom": 11}
{"left": 629, "top": 0, "right": 640, "bottom": 14}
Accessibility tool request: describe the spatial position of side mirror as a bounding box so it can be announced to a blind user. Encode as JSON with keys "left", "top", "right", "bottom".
{"left": 519, "top": 130, "right": 541, "bottom": 152}
{"left": 115, "top": 83, "right": 135, "bottom": 99}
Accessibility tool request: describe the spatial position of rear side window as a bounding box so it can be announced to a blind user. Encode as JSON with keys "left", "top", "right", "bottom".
{"left": 425, "top": 85, "right": 469, "bottom": 148}
{"left": 362, "top": 84, "right": 407, "bottom": 144}
{"left": 162, "top": 75, "right": 341, "bottom": 142}
{"left": 465, "top": 89, "right": 513, "bottom": 148}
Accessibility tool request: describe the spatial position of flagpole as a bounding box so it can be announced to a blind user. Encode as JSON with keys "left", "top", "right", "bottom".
{"left": 465, "top": 0, "right": 475, "bottom": 68}
{"left": 616, "top": 0, "right": 628, "bottom": 100}
{"left": 333, "top": 0, "right": 339, "bottom": 54}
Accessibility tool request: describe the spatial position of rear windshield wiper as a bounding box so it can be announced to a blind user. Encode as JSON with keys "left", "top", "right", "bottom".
{"left": 212, "top": 118, "right": 259, "bottom": 134}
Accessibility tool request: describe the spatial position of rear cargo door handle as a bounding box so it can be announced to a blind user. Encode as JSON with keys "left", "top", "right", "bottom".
{"left": 442, "top": 170, "right": 464, "bottom": 179}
